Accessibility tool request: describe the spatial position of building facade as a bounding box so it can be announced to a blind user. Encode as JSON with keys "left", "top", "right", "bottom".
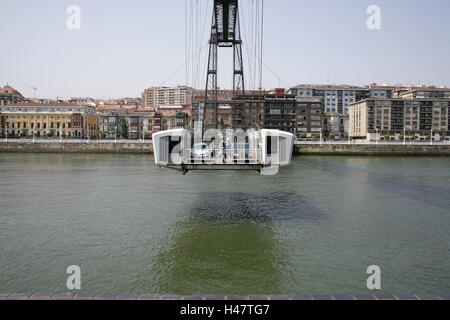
{"left": 264, "top": 93, "right": 297, "bottom": 134}
{"left": 0, "top": 85, "right": 25, "bottom": 106}
{"left": 98, "top": 105, "right": 191, "bottom": 139}
{"left": 295, "top": 98, "right": 323, "bottom": 139}
{"left": 142, "top": 86, "right": 190, "bottom": 108}
{"left": 288, "top": 84, "right": 368, "bottom": 114}
{"left": 399, "top": 88, "right": 450, "bottom": 100}
{"left": 349, "top": 98, "right": 450, "bottom": 141}
{"left": 0, "top": 103, "right": 99, "bottom": 138}
{"left": 323, "top": 113, "right": 349, "bottom": 138}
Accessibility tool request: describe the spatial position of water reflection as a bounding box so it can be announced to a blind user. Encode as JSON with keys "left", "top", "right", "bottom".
{"left": 151, "top": 222, "right": 289, "bottom": 294}
{"left": 187, "top": 192, "right": 326, "bottom": 222}
{"left": 148, "top": 192, "right": 320, "bottom": 294}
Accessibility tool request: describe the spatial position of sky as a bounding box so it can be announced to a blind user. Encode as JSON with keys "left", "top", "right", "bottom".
{"left": 1, "top": 0, "right": 449, "bottom": 99}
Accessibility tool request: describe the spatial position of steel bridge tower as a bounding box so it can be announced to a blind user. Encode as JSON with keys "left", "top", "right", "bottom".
{"left": 201, "top": 0, "right": 245, "bottom": 133}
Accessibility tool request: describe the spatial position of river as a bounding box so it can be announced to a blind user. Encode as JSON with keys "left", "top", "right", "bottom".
{"left": 0, "top": 153, "right": 449, "bottom": 294}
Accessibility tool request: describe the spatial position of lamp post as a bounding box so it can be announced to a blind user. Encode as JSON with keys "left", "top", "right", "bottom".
{"left": 376, "top": 128, "right": 379, "bottom": 145}
{"left": 403, "top": 127, "right": 406, "bottom": 145}
{"left": 431, "top": 129, "right": 433, "bottom": 145}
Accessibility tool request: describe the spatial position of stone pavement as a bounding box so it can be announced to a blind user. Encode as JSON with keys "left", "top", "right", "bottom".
{"left": 0, "top": 294, "right": 448, "bottom": 300}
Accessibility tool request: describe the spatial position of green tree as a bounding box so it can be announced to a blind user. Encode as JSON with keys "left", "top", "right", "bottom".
{"left": 384, "top": 135, "right": 390, "bottom": 140}
{"left": 440, "top": 136, "right": 446, "bottom": 141}
{"left": 314, "top": 134, "right": 321, "bottom": 140}
{"left": 100, "top": 132, "right": 107, "bottom": 139}
{"left": 120, "top": 119, "right": 128, "bottom": 139}
{"left": 398, "top": 135, "right": 404, "bottom": 140}
{"left": 20, "top": 132, "right": 26, "bottom": 138}
{"left": 144, "top": 133, "right": 150, "bottom": 140}
{"left": 411, "top": 135, "right": 418, "bottom": 140}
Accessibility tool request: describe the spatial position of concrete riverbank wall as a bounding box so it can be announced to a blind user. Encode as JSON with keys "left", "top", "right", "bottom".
{"left": 0, "top": 141, "right": 449, "bottom": 156}
{"left": 294, "top": 143, "right": 450, "bottom": 156}
{"left": 0, "top": 141, "right": 153, "bottom": 154}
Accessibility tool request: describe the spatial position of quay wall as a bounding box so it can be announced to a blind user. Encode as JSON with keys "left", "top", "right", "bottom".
{"left": 0, "top": 141, "right": 449, "bottom": 156}
{"left": 0, "top": 141, "right": 153, "bottom": 154}
{"left": 294, "top": 143, "right": 450, "bottom": 156}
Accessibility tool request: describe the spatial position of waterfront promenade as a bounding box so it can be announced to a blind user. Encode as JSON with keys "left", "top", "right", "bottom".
{"left": 0, "top": 293, "right": 448, "bottom": 300}
{"left": 0, "top": 139, "right": 449, "bottom": 155}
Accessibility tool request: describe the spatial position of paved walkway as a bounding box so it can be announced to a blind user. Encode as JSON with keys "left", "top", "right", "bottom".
{"left": 0, "top": 293, "right": 448, "bottom": 300}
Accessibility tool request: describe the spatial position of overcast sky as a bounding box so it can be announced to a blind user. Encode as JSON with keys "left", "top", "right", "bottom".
{"left": 1, "top": 0, "right": 449, "bottom": 99}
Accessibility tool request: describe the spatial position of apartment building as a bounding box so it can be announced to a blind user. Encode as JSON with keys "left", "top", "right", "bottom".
{"left": 288, "top": 84, "right": 368, "bottom": 114}
{"left": 98, "top": 105, "right": 191, "bottom": 139}
{"left": 399, "top": 88, "right": 450, "bottom": 100}
{"left": 159, "top": 105, "right": 191, "bottom": 131}
{"left": 99, "top": 106, "right": 153, "bottom": 139}
{"left": 0, "top": 85, "right": 25, "bottom": 106}
{"left": 141, "top": 86, "right": 190, "bottom": 108}
{"left": 0, "top": 102, "right": 99, "bottom": 138}
{"left": 264, "top": 92, "right": 297, "bottom": 134}
{"left": 323, "top": 113, "right": 349, "bottom": 138}
{"left": 349, "top": 98, "right": 450, "bottom": 141}
{"left": 295, "top": 98, "right": 323, "bottom": 138}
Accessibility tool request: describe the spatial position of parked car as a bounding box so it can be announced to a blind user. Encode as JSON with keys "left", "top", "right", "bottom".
{"left": 192, "top": 143, "right": 211, "bottom": 158}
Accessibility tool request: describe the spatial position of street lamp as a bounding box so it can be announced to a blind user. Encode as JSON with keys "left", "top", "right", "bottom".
{"left": 403, "top": 127, "right": 406, "bottom": 145}
{"left": 376, "top": 128, "right": 379, "bottom": 145}
{"left": 431, "top": 128, "right": 433, "bottom": 145}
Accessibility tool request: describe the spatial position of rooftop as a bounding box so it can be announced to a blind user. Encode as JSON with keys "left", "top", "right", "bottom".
{"left": 2, "top": 102, "right": 88, "bottom": 107}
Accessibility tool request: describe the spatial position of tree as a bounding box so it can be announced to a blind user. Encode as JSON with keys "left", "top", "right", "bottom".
{"left": 440, "top": 136, "right": 446, "bottom": 141}
{"left": 144, "top": 133, "right": 150, "bottom": 140}
{"left": 411, "top": 135, "right": 418, "bottom": 140}
{"left": 384, "top": 135, "right": 390, "bottom": 140}
{"left": 314, "top": 134, "right": 321, "bottom": 140}
{"left": 20, "top": 132, "right": 26, "bottom": 138}
{"left": 398, "top": 135, "right": 404, "bottom": 140}
{"left": 100, "top": 132, "right": 107, "bottom": 139}
{"left": 61, "top": 133, "right": 67, "bottom": 138}
{"left": 120, "top": 119, "right": 128, "bottom": 139}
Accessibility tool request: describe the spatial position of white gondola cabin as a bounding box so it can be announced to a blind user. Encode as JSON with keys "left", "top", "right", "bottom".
{"left": 153, "top": 129, "right": 294, "bottom": 176}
